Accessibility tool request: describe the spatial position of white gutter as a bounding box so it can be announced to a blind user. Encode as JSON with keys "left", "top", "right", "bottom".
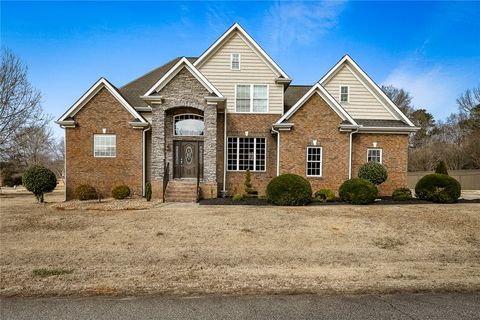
{"left": 348, "top": 128, "right": 359, "bottom": 179}
{"left": 222, "top": 110, "right": 228, "bottom": 197}
{"left": 142, "top": 126, "right": 151, "bottom": 196}
{"left": 271, "top": 127, "right": 281, "bottom": 176}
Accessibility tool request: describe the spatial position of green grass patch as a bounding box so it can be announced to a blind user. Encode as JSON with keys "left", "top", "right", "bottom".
{"left": 33, "top": 268, "right": 74, "bottom": 278}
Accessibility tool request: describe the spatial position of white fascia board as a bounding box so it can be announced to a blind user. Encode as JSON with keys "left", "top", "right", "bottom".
{"left": 275, "top": 83, "right": 357, "bottom": 126}
{"left": 193, "top": 23, "right": 290, "bottom": 79}
{"left": 357, "top": 126, "right": 420, "bottom": 132}
{"left": 144, "top": 57, "right": 223, "bottom": 98}
{"left": 58, "top": 78, "right": 147, "bottom": 124}
{"left": 319, "top": 55, "right": 415, "bottom": 127}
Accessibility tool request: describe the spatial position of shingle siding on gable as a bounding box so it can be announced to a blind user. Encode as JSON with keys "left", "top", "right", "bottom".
{"left": 198, "top": 33, "right": 284, "bottom": 114}
{"left": 324, "top": 65, "right": 396, "bottom": 120}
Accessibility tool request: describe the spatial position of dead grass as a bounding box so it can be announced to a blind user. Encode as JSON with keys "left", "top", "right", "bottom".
{"left": 1, "top": 187, "right": 479, "bottom": 297}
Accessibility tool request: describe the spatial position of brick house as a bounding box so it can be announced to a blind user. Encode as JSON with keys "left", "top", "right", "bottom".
{"left": 56, "top": 23, "right": 418, "bottom": 201}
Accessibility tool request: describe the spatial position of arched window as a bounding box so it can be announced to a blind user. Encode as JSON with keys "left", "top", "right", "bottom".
{"left": 174, "top": 114, "right": 204, "bottom": 136}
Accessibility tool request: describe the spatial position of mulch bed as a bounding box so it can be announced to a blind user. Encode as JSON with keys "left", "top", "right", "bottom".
{"left": 199, "top": 197, "right": 480, "bottom": 206}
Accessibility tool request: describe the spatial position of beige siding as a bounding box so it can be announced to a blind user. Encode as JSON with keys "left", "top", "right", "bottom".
{"left": 198, "top": 33, "right": 284, "bottom": 114}
{"left": 324, "top": 65, "right": 396, "bottom": 120}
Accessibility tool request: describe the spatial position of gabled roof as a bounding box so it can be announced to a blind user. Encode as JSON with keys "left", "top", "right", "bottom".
{"left": 57, "top": 78, "right": 147, "bottom": 124}
{"left": 143, "top": 57, "right": 223, "bottom": 98}
{"left": 319, "top": 55, "right": 415, "bottom": 127}
{"left": 276, "top": 83, "right": 357, "bottom": 125}
{"left": 284, "top": 85, "right": 312, "bottom": 113}
{"left": 120, "top": 57, "right": 196, "bottom": 108}
{"left": 193, "top": 23, "right": 290, "bottom": 79}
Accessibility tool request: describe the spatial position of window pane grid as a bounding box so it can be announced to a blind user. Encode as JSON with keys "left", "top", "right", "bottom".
{"left": 306, "top": 147, "right": 322, "bottom": 176}
{"left": 340, "top": 86, "right": 349, "bottom": 102}
{"left": 94, "top": 134, "right": 116, "bottom": 157}
{"left": 227, "top": 137, "right": 266, "bottom": 171}
{"left": 231, "top": 53, "right": 240, "bottom": 70}
{"left": 236, "top": 85, "right": 267, "bottom": 112}
{"left": 367, "top": 148, "right": 382, "bottom": 163}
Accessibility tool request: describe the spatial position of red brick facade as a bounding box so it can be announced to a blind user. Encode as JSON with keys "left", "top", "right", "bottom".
{"left": 65, "top": 87, "right": 143, "bottom": 200}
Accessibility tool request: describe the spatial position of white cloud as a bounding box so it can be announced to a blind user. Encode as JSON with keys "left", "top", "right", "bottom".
{"left": 263, "top": 0, "right": 346, "bottom": 52}
{"left": 383, "top": 63, "right": 462, "bottom": 119}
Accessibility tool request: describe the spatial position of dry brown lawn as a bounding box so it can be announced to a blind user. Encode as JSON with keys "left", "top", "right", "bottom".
{"left": 1, "top": 187, "right": 479, "bottom": 297}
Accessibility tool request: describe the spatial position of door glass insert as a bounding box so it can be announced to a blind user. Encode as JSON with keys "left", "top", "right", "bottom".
{"left": 185, "top": 145, "right": 193, "bottom": 164}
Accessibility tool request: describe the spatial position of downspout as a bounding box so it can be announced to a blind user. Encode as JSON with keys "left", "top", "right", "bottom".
{"left": 63, "top": 128, "right": 67, "bottom": 202}
{"left": 271, "top": 127, "right": 280, "bottom": 176}
{"left": 142, "top": 126, "right": 151, "bottom": 196}
{"left": 221, "top": 110, "right": 227, "bottom": 197}
{"left": 348, "top": 128, "right": 359, "bottom": 179}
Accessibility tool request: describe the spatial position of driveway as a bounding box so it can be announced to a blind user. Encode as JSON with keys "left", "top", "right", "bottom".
{"left": 2, "top": 293, "right": 479, "bottom": 320}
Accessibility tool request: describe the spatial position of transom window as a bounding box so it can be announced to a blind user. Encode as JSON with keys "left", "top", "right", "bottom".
{"left": 231, "top": 53, "right": 240, "bottom": 70}
{"left": 306, "top": 147, "right": 322, "bottom": 177}
{"left": 235, "top": 84, "right": 268, "bottom": 113}
{"left": 340, "top": 86, "right": 349, "bottom": 103}
{"left": 174, "top": 114, "right": 204, "bottom": 136}
{"left": 367, "top": 148, "right": 382, "bottom": 163}
{"left": 94, "top": 134, "right": 116, "bottom": 157}
{"left": 227, "top": 137, "right": 266, "bottom": 171}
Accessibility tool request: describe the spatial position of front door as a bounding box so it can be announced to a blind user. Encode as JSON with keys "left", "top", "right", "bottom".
{"left": 174, "top": 141, "right": 203, "bottom": 179}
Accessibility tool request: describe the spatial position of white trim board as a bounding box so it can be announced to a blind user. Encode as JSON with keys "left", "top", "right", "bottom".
{"left": 57, "top": 78, "right": 147, "bottom": 123}
{"left": 144, "top": 57, "right": 223, "bottom": 97}
{"left": 194, "top": 23, "right": 290, "bottom": 79}
{"left": 275, "top": 83, "right": 357, "bottom": 126}
{"left": 319, "top": 55, "right": 415, "bottom": 127}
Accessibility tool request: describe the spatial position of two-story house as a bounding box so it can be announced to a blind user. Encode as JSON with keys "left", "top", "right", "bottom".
{"left": 56, "top": 23, "right": 418, "bottom": 201}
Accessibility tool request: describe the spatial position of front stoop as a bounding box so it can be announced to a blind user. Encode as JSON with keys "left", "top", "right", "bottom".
{"left": 164, "top": 180, "right": 198, "bottom": 202}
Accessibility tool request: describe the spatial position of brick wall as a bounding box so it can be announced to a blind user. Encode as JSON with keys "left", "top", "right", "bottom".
{"left": 65, "top": 87, "right": 143, "bottom": 200}
{"left": 352, "top": 133, "right": 409, "bottom": 195}
{"left": 279, "top": 93, "right": 350, "bottom": 194}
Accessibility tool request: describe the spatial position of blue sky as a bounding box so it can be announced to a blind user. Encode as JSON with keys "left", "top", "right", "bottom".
{"left": 2, "top": 1, "right": 479, "bottom": 137}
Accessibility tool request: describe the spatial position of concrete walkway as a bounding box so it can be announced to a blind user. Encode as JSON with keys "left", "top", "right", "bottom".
{"left": 2, "top": 293, "right": 479, "bottom": 320}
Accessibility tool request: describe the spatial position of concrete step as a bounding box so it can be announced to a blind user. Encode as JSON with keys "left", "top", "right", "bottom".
{"left": 164, "top": 180, "right": 198, "bottom": 203}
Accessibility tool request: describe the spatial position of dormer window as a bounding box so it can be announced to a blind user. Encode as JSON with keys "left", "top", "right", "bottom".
{"left": 231, "top": 53, "right": 240, "bottom": 70}
{"left": 340, "top": 86, "right": 349, "bottom": 103}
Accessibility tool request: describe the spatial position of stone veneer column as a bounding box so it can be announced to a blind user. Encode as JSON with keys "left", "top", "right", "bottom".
{"left": 151, "top": 106, "right": 165, "bottom": 190}
{"left": 204, "top": 103, "right": 217, "bottom": 182}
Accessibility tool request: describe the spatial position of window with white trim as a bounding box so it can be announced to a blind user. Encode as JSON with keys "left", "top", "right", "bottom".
{"left": 174, "top": 114, "right": 204, "bottom": 136}
{"left": 235, "top": 84, "right": 268, "bottom": 112}
{"left": 231, "top": 53, "right": 240, "bottom": 70}
{"left": 367, "top": 148, "right": 382, "bottom": 163}
{"left": 306, "top": 146, "right": 322, "bottom": 177}
{"left": 227, "top": 137, "right": 266, "bottom": 171}
{"left": 94, "top": 134, "right": 116, "bottom": 157}
{"left": 340, "top": 86, "right": 349, "bottom": 103}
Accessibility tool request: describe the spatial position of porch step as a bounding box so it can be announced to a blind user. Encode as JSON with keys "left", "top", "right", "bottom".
{"left": 164, "top": 180, "right": 198, "bottom": 203}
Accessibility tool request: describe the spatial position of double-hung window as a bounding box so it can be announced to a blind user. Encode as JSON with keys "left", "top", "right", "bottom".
{"left": 231, "top": 53, "right": 240, "bottom": 70}
{"left": 227, "top": 137, "right": 266, "bottom": 171}
{"left": 306, "top": 146, "right": 322, "bottom": 177}
{"left": 340, "top": 86, "right": 349, "bottom": 103}
{"left": 367, "top": 148, "right": 382, "bottom": 163}
{"left": 94, "top": 134, "right": 116, "bottom": 157}
{"left": 235, "top": 84, "right": 268, "bottom": 112}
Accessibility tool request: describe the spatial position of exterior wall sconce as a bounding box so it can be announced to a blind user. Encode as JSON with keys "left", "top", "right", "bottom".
{"left": 313, "top": 140, "right": 317, "bottom": 146}
{"left": 102, "top": 128, "right": 107, "bottom": 134}
{"left": 373, "top": 142, "right": 377, "bottom": 147}
{"left": 245, "top": 131, "right": 249, "bottom": 136}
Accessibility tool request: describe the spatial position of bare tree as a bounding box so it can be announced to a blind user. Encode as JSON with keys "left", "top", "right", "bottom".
{"left": 0, "top": 48, "right": 49, "bottom": 159}
{"left": 382, "top": 85, "right": 414, "bottom": 116}
{"left": 9, "top": 125, "right": 54, "bottom": 167}
{"left": 457, "top": 84, "right": 480, "bottom": 115}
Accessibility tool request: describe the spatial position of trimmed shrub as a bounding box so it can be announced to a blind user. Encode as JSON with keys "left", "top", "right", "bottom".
{"left": 435, "top": 161, "right": 449, "bottom": 175}
{"left": 112, "top": 185, "right": 131, "bottom": 199}
{"left": 314, "top": 188, "right": 335, "bottom": 202}
{"left": 232, "top": 193, "right": 245, "bottom": 201}
{"left": 145, "top": 182, "right": 152, "bottom": 202}
{"left": 266, "top": 174, "right": 312, "bottom": 206}
{"left": 415, "top": 173, "right": 461, "bottom": 203}
{"left": 392, "top": 187, "right": 412, "bottom": 201}
{"left": 244, "top": 169, "right": 257, "bottom": 195}
{"left": 358, "top": 162, "right": 388, "bottom": 185}
{"left": 339, "top": 178, "right": 378, "bottom": 205}
{"left": 22, "top": 165, "right": 57, "bottom": 202}
{"left": 75, "top": 184, "right": 97, "bottom": 200}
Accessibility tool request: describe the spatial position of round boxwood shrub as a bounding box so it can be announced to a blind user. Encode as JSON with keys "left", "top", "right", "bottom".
{"left": 22, "top": 165, "right": 57, "bottom": 202}
{"left": 112, "top": 185, "right": 131, "bottom": 199}
{"left": 75, "top": 184, "right": 97, "bottom": 200}
{"left": 358, "top": 162, "right": 388, "bottom": 185}
{"left": 392, "top": 187, "right": 412, "bottom": 201}
{"left": 314, "top": 188, "right": 335, "bottom": 202}
{"left": 266, "top": 173, "right": 312, "bottom": 206}
{"left": 339, "top": 178, "right": 378, "bottom": 205}
{"left": 415, "top": 173, "right": 461, "bottom": 203}
{"left": 434, "top": 160, "right": 449, "bottom": 175}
